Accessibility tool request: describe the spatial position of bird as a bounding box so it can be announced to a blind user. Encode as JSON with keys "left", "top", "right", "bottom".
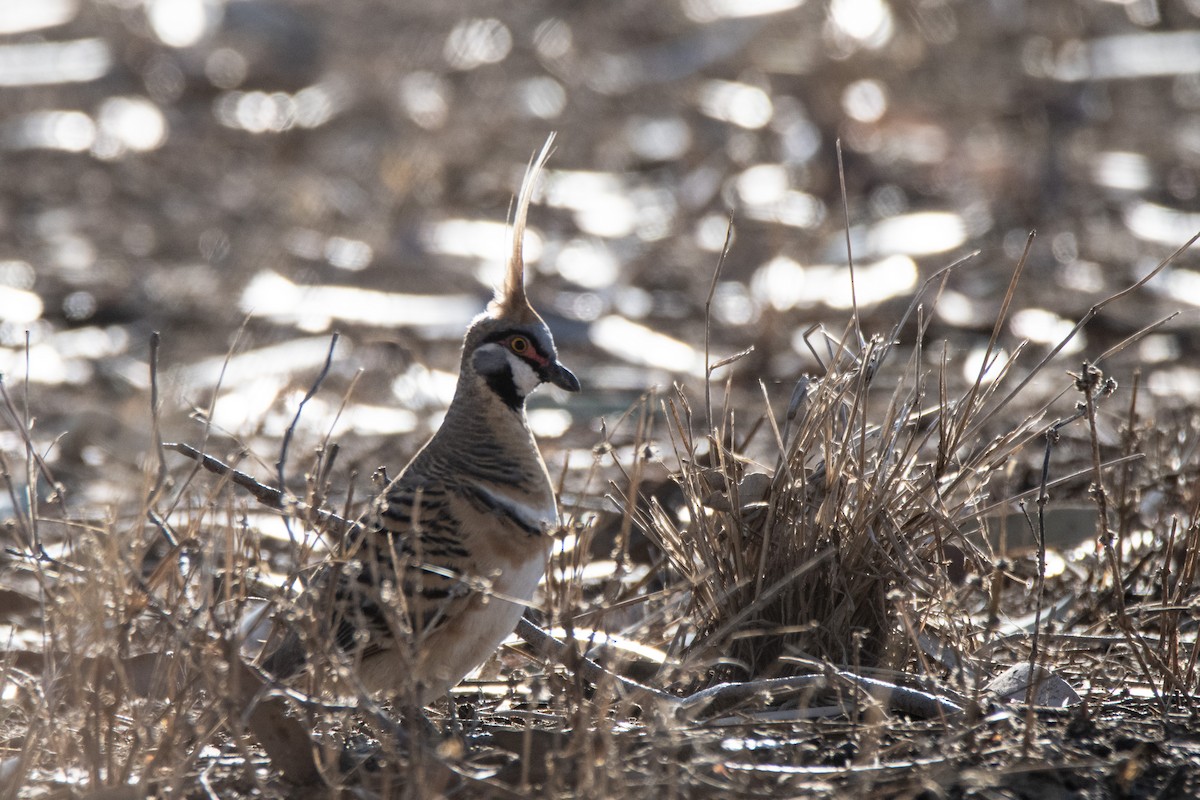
{"left": 262, "top": 135, "right": 579, "bottom": 707}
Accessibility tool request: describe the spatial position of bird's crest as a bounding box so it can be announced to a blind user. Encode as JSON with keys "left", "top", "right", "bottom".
{"left": 490, "top": 133, "right": 555, "bottom": 323}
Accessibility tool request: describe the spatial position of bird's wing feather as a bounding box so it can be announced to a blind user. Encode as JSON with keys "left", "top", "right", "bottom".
{"left": 326, "top": 480, "right": 480, "bottom": 659}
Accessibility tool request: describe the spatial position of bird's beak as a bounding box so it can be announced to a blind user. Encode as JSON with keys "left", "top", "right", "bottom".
{"left": 543, "top": 361, "right": 581, "bottom": 392}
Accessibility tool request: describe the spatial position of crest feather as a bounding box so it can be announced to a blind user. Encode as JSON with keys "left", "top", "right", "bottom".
{"left": 491, "top": 133, "right": 555, "bottom": 322}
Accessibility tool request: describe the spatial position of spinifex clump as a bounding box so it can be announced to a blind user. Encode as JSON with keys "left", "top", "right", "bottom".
{"left": 647, "top": 304, "right": 1032, "bottom": 685}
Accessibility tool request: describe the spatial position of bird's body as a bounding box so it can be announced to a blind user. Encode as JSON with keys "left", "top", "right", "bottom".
{"left": 262, "top": 137, "right": 577, "bottom": 705}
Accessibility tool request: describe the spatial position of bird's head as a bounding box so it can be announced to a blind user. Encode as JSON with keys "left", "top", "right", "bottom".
{"left": 462, "top": 135, "right": 580, "bottom": 410}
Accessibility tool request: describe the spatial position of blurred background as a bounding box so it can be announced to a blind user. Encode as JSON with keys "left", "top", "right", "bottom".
{"left": 1, "top": 0, "right": 1199, "bottom": 508}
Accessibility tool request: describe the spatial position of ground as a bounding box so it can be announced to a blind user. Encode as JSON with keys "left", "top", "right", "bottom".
{"left": 2, "top": 1, "right": 1200, "bottom": 797}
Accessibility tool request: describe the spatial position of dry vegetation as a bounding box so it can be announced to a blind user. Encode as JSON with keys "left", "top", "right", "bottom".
{"left": 4, "top": 234, "right": 1200, "bottom": 798}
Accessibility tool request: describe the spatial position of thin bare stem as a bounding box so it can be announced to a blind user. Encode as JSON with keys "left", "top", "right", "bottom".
{"left": 1077, "top": 362, "right": 1166, "bottom": 713}
{"left": 277, "top": 332, "right": 339, "bottom": 499}
{"left": 835, "top": 139, "right": 862, "bottom": 349}
{"left": 704, "top": 214, "right": 735, "bottom": 437}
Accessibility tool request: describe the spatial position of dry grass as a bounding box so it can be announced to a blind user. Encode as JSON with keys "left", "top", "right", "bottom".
{"left": 3, "top": 234, "right": 1200, "bottom": 798}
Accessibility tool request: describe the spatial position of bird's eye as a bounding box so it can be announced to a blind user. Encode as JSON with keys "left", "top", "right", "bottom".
{"left": 509, "top": 336, "right": 530, "bottom": 354}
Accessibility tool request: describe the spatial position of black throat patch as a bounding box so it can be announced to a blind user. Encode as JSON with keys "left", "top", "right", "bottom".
{"left": 484, "top": 362, "right": 525, "bottom": 411}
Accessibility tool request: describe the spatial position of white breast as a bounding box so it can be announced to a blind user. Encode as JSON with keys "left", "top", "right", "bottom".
{"left": 401, "top": 545, "right": 548, "bottom": 704}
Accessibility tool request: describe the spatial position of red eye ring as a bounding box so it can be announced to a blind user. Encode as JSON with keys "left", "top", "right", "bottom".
{"left": 509, "top": 336, "right": 530, "bottom": 354}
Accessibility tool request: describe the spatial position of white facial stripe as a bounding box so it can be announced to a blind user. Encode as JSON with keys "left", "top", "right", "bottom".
{"left": 471, "top": 482, "right": 558, "bottom": 533}
{"left": 506, "top": 351, "right": 542, "bottom": 397}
